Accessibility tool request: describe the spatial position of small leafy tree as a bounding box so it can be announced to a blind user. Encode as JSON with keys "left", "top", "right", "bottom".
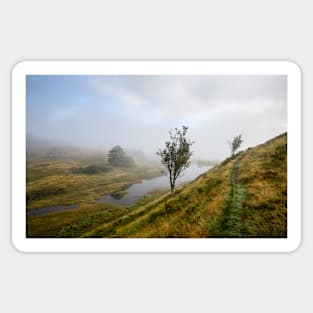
{"left": 157, "top": 126, "right": 194, "bottom": 194}
{"left": 229, "top": 134, "right": 243, "bottom": 156}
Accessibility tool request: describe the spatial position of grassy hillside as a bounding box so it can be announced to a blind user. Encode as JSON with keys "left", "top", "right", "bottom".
{"left": 87, "top": 132, "right": 287, "bottom": 238}
{"left": 27, "top": 133, "right": 287, "bottom": 238}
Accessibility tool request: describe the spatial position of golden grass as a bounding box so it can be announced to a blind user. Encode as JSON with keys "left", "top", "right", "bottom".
{"left": 103, "top": 160, "right": 234, "bottom": 238}
{"left": 238, "top": 133, "right": 287, "bottom": 237}
{"left": 88, "top": 133, "right": 287, "bottom": 238}
{"left": 27, "top": 132, "right": 287, "bottom": 238}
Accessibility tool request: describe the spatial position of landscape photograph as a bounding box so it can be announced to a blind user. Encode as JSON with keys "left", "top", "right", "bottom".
{"left": 26, "top": 74, "right": 287, "bottom": 238}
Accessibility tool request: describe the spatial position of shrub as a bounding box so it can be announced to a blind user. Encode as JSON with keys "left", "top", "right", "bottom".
{"left": 71, "top": 165, "right": 112, "bottom": 174}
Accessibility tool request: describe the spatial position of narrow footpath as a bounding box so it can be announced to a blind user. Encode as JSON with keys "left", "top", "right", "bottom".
{"left": 216, "top": 157, "right": 247, "bottom": 237}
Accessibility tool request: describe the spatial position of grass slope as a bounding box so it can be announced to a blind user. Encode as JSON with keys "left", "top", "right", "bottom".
{"left": 81, "top": 132, "right": 287, "bottom": 238}
{"left": 27, "top": 133, "right": 287, "bottom": 238}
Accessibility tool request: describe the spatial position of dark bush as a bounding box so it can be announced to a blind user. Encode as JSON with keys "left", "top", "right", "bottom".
{"left": 71, "top": 165, "right": 112, "bottom": 174}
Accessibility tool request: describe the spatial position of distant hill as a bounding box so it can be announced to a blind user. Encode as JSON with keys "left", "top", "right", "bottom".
{"left": 26, "top": 136, "right": 106, "bottom": 162}
{"left": 84, "top": 132, "right": 287, "bottom": 238}
{"left": 26, "top": 136, "right": 55, "bottom": 150}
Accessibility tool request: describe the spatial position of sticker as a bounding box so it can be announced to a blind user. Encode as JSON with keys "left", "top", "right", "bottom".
{"left": 12, "top": 61, "right": 301, "bottom": 252}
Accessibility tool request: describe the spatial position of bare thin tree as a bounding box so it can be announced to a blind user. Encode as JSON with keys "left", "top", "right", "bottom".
{"left": 229, "top": 134, "right": 243, "bottom": 156}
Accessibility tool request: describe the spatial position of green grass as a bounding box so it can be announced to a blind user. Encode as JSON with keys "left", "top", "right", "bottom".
{"left": 211, "top": 161, "right": 247, "bottom": 237}
{"left": 27, "top": 202, "right": 123, "bottom": 237}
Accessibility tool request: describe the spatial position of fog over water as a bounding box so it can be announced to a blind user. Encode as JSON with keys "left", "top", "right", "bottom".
{"left": 27, "top": 75, "right": 287, "bottom": 161}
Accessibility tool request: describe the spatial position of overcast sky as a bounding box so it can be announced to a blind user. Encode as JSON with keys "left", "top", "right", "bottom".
{"left": 26, "top": 75, "right": 287, "bottom": 160}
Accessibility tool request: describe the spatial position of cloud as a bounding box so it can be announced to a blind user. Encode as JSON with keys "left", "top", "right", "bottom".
{"left": 27, "top": 75, "right": 287, "bottom": 160}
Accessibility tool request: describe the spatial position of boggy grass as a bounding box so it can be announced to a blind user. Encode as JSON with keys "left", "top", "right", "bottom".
{"left": 26, "top": 159, "right": 163, "bottom": 237}
{"left": 26, "top": 161, "right": 163, "bottom": 210}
